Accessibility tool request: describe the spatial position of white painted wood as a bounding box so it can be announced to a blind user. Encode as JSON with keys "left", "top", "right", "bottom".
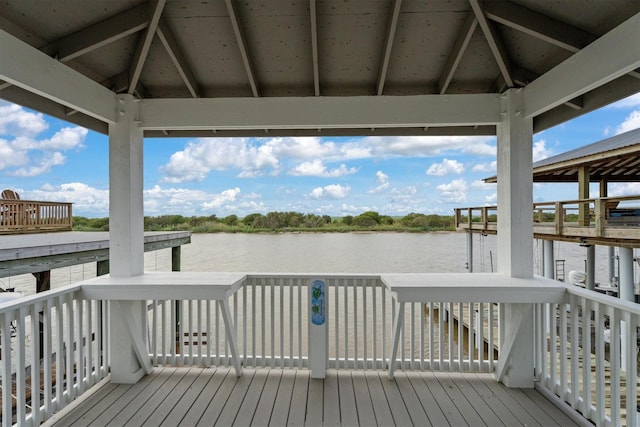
{"left": 138, "top": 94, "right": 502, "bottom": 130}
{"left": 497, "top": 88, "right": 534, "bottom": 278}
{"left": 380, "top": 273, "right": 566, "bottom": 303}
{"left": 108, "top": 94, "right": 144, "bottom": 278}
{"left": 0, "top": 30, "right": 118, "bottom": 123}
{"left": 524, "top": 12, "right": 640, "bottom": 117}
{"left": 496, "top": 303, "right": 535, "bottom": 387}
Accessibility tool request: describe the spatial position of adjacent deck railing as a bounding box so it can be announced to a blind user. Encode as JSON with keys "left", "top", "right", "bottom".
{"left": 0, "top": 200, "right": 73, "bottom": 234}
{"left": 0, "top": 274, "right": 638, "bottom": 426}
{"left": 455, "top": 195, "right": 640, "bottom": 245}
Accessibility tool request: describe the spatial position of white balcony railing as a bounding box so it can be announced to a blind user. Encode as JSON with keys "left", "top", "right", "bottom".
{"left": 0, "top": 273, "right": 638, "bottom": 426}
{"left": 535, "top": 286, "right": 640, "bottom": 427}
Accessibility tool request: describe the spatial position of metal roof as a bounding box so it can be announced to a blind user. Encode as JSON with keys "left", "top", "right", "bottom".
{"left": 485, "top": 127, "right": 640, "bottom": 183}
{"left": 1, "top": 0, "right": 639, "bottom": 138}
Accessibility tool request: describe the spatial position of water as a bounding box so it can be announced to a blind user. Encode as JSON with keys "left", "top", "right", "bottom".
{"left": 0, "top": 232, "right": 633, "bottom": 295}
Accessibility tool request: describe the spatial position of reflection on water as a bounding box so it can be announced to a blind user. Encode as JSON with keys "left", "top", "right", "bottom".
{"left": 1, "top": 232, "right": 635, "bottom": 295}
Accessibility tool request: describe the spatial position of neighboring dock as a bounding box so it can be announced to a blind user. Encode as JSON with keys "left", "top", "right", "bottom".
{"left": 0, "top": 231, "right": 191, "bottom": 291}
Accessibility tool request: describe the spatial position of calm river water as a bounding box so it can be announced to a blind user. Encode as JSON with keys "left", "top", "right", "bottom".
{"left": 1, "top": 232, "right": 631, "bottom": 296}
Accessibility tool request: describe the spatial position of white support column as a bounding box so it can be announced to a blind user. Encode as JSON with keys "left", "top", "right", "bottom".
{"left": 619, "top": 247, "right": 634, "bottom": 302}
{"left": 543, "top": 240, "right": 554, "bottom": 279}
{"left": 608, "top": 247, "right": 616, "bottom": 286}
{"left": 586, "top": 245, "right": 596, "bottom": 290}
{"left": 467, "top": 232, "right": 474, "bottom": 272}
{"left": 496, "top": 88, "right": 534, "bottom": 388}
{"left": 109, "top": 94, "right": 144, "bottom": 277}
{"left": 108, "top": 94, "right": 148, "bottom": 384}
{"left": 497, "top": 89, "right": 533, "bottom": 278}
{"left": 619, "top": 247, "right": 634, "bottom": 370}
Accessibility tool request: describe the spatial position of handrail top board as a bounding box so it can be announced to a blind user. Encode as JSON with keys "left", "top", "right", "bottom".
{"left": 380, "top": 273, "right": 567, "bottom": 303}
{"left": 80, "top": 271, "right": 247, "bottom": 300}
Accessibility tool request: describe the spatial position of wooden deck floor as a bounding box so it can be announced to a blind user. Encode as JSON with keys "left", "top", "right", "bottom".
{"left": 45, "top": 367, "right": 581, "bottom": 427}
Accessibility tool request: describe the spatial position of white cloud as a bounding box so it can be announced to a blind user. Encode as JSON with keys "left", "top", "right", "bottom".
{"left": 609, "top": 182, "right": 640, "bottom": 197}
{"left": 0, "top": 101, "right": 48, "bottom": 137}
{"left": 485, "top": 193, "right": 497, "bottom": 204}
{"left": 532, "top": 140, "right": 552, "bottom": 162}
{"left": 26, "top": 182, "right": 109, "bottom": 215}
{"left": 368, "top": 171, "right": 390, "bottom": 194}
{"left": 308, "top": 184, "right": 350, "bottom": 200}
{"left": 201, "top": 187, "right": 241, "bottom": 209}
{"left": 615, "top": 110, "right": 640, "bottom": 134}
{"left": 12, "top": 152, "right": 66, "bottom": 176}
{"left": 364, "top": 135, "right": 495, "bottom": 157}
{"left": 0, "top": 102, "right": 87, "bottom": 176}
{"left": 472, "top": 161, "right": 496, "bottom": 173}
{"left": 426, "top": 158, "right": 464, "bottom": 176}
{"left": 608, "top": 93, "right": 640, "bottom": 109}
{"left": 436, "top": 178, "right": 468, "bottom": 203}
{"left": 289, "top": 159, "right": 358, "bottom": 177}
{"left": 471, "top": 180, "right": 494, "bottom": 191}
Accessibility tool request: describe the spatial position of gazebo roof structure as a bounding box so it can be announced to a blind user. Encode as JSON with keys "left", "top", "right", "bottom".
{"left": 1, "top": 0, "right": 639, "bottom": 139}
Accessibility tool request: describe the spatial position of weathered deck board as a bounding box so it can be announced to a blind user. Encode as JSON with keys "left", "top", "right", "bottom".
{"left": 45, "top": 367, "right": 582, "bottom": 427}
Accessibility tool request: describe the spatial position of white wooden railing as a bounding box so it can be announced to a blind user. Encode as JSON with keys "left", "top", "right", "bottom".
{"left": 147, "top": 275, "right": 500, "bottom": 373}
{"left": 0, "top": 285, "right": 108, "bottom": 427}
{"left": 535, "top": 286, "right": 640, "bottom": 427}
{"left": 0, "top": 273, "right": 638, "bottom": 426}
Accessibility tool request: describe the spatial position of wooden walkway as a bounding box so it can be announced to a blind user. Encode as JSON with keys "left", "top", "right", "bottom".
{"left": 45, "top": 367, "right": 581, "bottom": 427}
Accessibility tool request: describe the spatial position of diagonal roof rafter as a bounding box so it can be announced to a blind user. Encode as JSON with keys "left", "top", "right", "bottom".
{"left": 468, "top": 0, "right": 514, "bottom": 89}
{"left": 310, "top": 0, "right": 320, "bottom": 96}
{"left": 376, "top": 0, "right": 402, "bottom": 96}
{"left": 127, "top": 0, "right": 166, "bottom": 95}
{"left": 225, "top": 0, "right": 260, "bottom": 97}
{"left": 438, "top": 11, "right": 477, "bottom": 94}
{"left": 156, "top": 19, "right": 201, "bottom": 98}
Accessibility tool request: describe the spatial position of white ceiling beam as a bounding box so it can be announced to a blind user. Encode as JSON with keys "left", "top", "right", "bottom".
{"left": 0, "top": 30, "right": 117, "bottom": 123}
{"left": 138, "top": 94, "right": 501, "bottom": 130}
{"left": 524, "top": 12, "right": 640, "bottom": 118}
{"left": 438, "top": 11, "right": 477, "bottom": 94}
{"left": 469, "top": 0, "right": 513, "bottom": 88}
{"left": 376, "top": 0, "right": 402, "bottom": 96}
{"left": 225, "top": 0, "right": 260, "bottom": 97}
{"left": 42, "top": 4, "right": 150, "bottom": 62}
{"left": 310, "top": 0, "right": 320, "bottom": 96}
{"left": 156, "top": 19, "right": 201, "bottom": 98}
{"left": 128, "top": 0, "right": 165, "bottom": 95}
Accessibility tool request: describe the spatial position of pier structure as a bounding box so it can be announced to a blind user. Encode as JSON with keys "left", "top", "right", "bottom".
{"left": 0, "top": 231, "right": 191, "bottom": 293}
{"left": 457, "top": 127, "right": 640, "bottom": 303}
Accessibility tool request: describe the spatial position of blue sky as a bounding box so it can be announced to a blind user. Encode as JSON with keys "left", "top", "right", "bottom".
{"left": 1, "top": 94, "right": 639, "bottom": 218}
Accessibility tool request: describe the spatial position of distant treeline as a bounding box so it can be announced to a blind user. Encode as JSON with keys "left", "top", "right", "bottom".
{"left": 72, "top": 211, "right": 455, "bottom": 233}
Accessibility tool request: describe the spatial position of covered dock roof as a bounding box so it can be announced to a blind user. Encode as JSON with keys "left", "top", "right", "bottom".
{"left": 485, "top": 127, "right": 640, "bottom": 183}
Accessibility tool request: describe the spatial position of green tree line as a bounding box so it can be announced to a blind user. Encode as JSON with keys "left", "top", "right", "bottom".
{"left": 72, "top": 211, "right": 455, "bottom": 233}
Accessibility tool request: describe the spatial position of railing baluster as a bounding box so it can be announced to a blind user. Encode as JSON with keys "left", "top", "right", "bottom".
{"left": 206, "top": 300, "right": 212, "bottom": 366}
{"left": 382, "top": 283, "right": 387, "bottom": 369}
{"left": 373, "top": 282, "right": 378, "bottom": 369}
{"left": 30, "top": 303, "right": 41, "bottom": 425}
{"left": 252, "top": 280, "right": 256, "bottom": 367}
{"left": 353, "top": 279, "right": 359, "bottom": 369}
{"left": 581, "top": 298, "right": 592, "bottom": 418}
{"left": 559, "top": 302, "right": 568, "bottom": 400}
{"left": 550, "top": 303, "right": 558, "bottom": 393}
{"left": 419, "top": 302, "right": 425, "bottom": 371}
{"left": 463, "top": 303, "right": 469, "bottom": 372}
{"left": 594, "top": 303, "right": 605, "bottom": 424}
{"left": 43, "top": 299, "right": 53, "bottom": 417}
{"left": 1, "top": 312, "right": 12, "bottom": 427}
{"left": 570, "top": 297, "right": 579, "bottom": 409}
{"left": 289, "top": 278, "right": 294, "bottom": 368}
{"left": 409, "top": 301, "right": 415, "bottom": 371}
{"left": 428, "top": 302, "right": 434, "bottom": 370}
{"left": 624, "top": 310, "right": 637, "bottom": 427}
{"left": 270, "top": 278, "right": 275, "bottom": 368}
{"left": 478, "top": 303, "right": 484, "bottom": 372}
{"left": 344, "top": 279, "right": 349, "bottom": 369}
{"left": 279, "top": 278, "right": 284, "bottom": 369}
{"left": 363, "top": 279, "right": 367, "bottom": 370}
{"left": 77, "top": 298, "right": 85, "bottom": 394}
{"left": 297, "top": 278, "right": 302, "bottom": 368}
{"left": 16, "top": 307, "right": 26, "bottom": 425}
{"left": 438, "top": 302, "right": 444, "bottom": 371}
{"left": 242, "top": 284, "right": 247, "bottom": 367}
{"left": 609, "top": 307, "right": 620, "bottom": 426}
{"left": 448, "top": 302, "right": 453, "bottom": 371}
